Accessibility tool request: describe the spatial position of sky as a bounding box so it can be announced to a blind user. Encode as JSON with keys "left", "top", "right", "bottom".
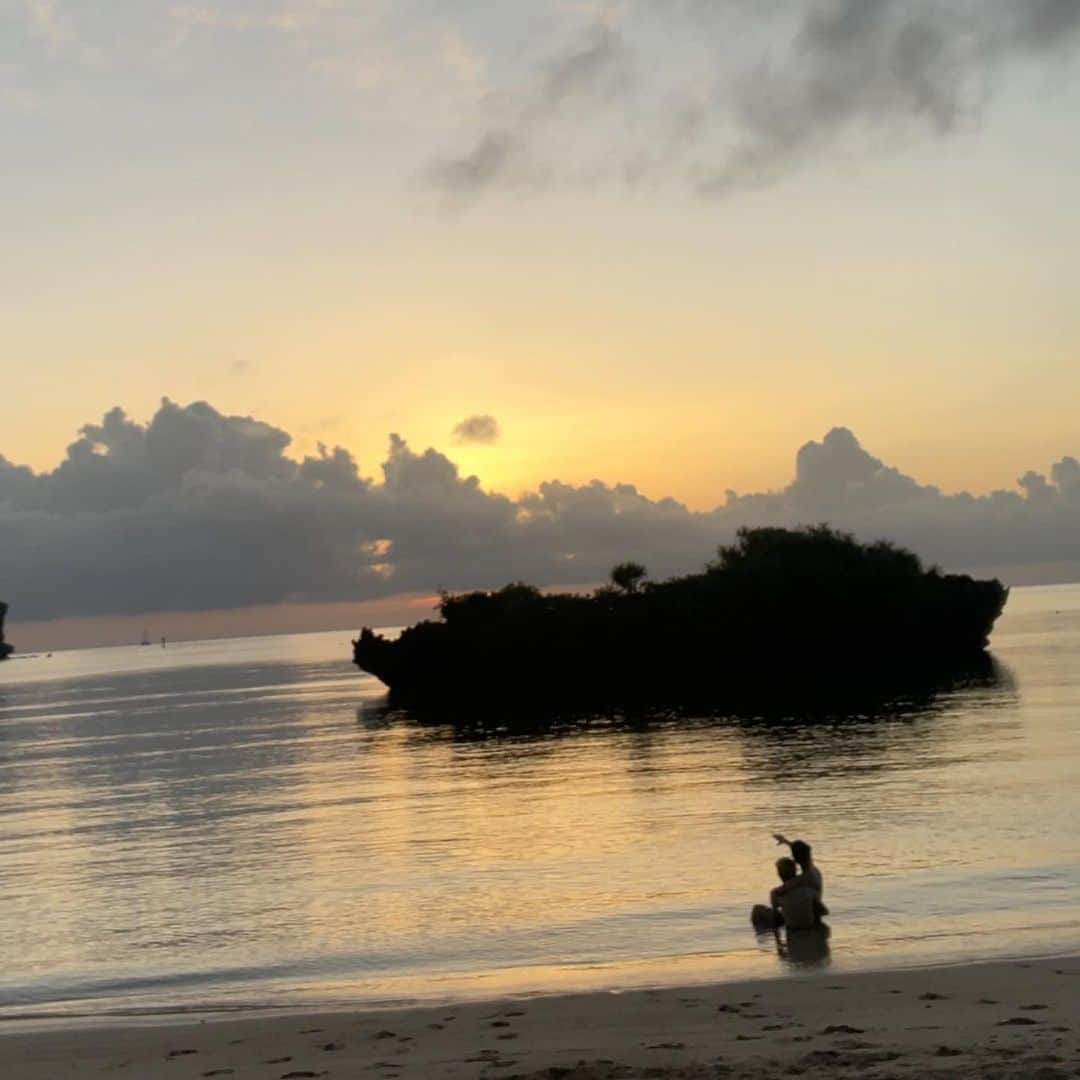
{"left": 3, "top": 1, "right": 1080, "bottom": 647}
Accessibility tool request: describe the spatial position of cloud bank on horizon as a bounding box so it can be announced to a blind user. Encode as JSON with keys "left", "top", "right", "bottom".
{"left": 1, "top": 399, "right": 1078, "bottom": 622}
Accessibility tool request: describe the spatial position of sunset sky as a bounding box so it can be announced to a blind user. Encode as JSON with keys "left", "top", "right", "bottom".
{"left": 4, "top": 1, "right": 1080, "bottom": 646}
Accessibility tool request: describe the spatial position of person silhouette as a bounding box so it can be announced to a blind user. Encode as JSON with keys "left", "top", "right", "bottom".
{"left": 751, "top": 856, "right": 818, "bottom": 930}
{"left": 771, "top": 833, "right": 827, "bottom": 919}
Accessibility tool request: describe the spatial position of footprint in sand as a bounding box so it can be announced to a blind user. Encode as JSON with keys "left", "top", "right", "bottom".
{"left": 490, "top": 1020, "right": 511, "bottom": 1028}
{"left": 320, "top": 1042, "right": 343, "bottom": 1051}
{"left": 645, "top": 1042, "right": 685, "bottom": 1050}
{"left": 996, "top": 1017, "right": 1040, "bottom": 1026}
{"left": 427, "top": 1023, "right": 445, "bottom": 1030}
{"left": 978, "top": 998, "right": 999, "bottom": 1005}
{"left": 298, "top": 1028, "right": 323, "bottom": 1035}
{"left": 372, "top": 1030, "right": 397, "bottom": 1040}
{"left": 497, "top": 1033, "right": 519, "bottom": 1041}
{"left": 1020, "top": 1004, "right": 1049, "bottom": 1010}
{"left": 822, "top": 1025, "right": 864, "bottom": 1035}
{"left": 504, "top": 1010, "right": 526, "bottom": 1017}
{"left": 280, "top": 1073, "right": 327, "bottom": 1079}
{"left": 265, "top": 1057, "right": 292, "bottom": 1064}
{"left": 166, "top": 1049, "right": 198, "bottom": 1058}
{"left": 919, "top": 992, "right": 949, "bottom": 1001}
{"left": 202, "top": 1071, "right": 234, "bottom": 1077}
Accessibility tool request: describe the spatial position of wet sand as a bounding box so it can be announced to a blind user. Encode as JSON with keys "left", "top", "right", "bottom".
{"left": 4, "top": 955, "right": 1078, "bottom": 1079}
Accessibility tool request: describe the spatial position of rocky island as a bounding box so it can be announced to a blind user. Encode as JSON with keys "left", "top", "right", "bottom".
{"left": 352, "top": 526, "right": 1008, "bottom": 711}
{"left": 0, "top": 601, "right": 13, "bottom": 661}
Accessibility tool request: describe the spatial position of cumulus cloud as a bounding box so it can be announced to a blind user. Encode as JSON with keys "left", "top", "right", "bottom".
{"left": 1, "top": 401, "right": 1079, "bottom": 622}
{"left": 451, "top": 414, "right": 500, "bottom": 446}
{"left": 426, "top": 1, "right": 1080, "bottom": 199}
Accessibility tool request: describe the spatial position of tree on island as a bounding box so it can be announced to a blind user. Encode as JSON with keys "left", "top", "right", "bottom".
{"left": 609, "top": 561, "right": 648, "bottom": 594}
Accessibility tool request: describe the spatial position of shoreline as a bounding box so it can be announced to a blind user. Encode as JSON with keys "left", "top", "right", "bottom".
{"left": 4, "top": 954, "right": 1078, "bottom": 1078}
{"left": 6, "top": 936, "right": 1078, "bottom": 1033}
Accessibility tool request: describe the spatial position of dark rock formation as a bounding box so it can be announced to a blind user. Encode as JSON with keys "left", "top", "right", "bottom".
{"left": 0, "top": 601, "right": 13, "bottom": 661}
{"left": 352, "top": 526, "right": 1008, "bottom": 711}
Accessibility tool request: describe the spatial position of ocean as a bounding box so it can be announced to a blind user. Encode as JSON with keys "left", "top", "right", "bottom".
{"left": 1, "top": 584, "right": 1078, "bottom": 1021}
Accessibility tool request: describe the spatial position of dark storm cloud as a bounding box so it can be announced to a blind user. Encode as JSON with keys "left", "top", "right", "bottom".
{"left": 427, "top": 130, "right": 519, "bottom": 195}
{"left": 451, "top": 414, "right": 500, "bottom": 446}
{"left": 426, "top": 1, "right": 1080, "bottom": 198}
{"left": 538, "top": 20, "right": 632, "bottom": 106}
{"left": 697, "top": 0, "right": 1080, "bottom": 196}
{"left": 1, "top": 401, "right": 1078, "bottom": 621}
{"left": 427, "top": 21, "right": 634, "bottom": 195}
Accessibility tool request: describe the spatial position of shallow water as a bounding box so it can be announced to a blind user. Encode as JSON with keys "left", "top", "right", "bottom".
{"left": 1, "top": 585, "right": 1078, "bottom": 1019}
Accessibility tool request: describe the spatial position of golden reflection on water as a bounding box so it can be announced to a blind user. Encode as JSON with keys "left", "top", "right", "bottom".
{"left": 0, "top": 587, "right": 1078, "bottom": 1017}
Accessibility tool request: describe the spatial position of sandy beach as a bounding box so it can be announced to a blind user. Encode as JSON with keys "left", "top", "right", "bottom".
{"left": 4, "top": 955, "right": 1077, "bottom": 1079}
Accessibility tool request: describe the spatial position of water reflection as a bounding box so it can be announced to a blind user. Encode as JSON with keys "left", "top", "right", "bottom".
{"left": 360, "top": 655, "right": 1017, "bottom": 785}
{"left": 1, "top": 611, "right": 1077, "bottom": 1021}
{"left": 762, "top": 925, "right": 832, "bottom": 969}
{"left": 365, "top": 652, "right": 1013, "bottom": 736}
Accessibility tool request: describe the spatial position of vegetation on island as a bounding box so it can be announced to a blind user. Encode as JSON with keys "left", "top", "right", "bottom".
{"left": 352, "top": 526, "right": 1008, "bottom": 710}
{"left": 0, "top": 601, "right": 13, "bottom": 661}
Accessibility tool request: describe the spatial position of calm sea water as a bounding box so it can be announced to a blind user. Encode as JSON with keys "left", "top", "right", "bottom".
{"left": 1, "top": 585, "right": 1079, "bottom": 1020}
